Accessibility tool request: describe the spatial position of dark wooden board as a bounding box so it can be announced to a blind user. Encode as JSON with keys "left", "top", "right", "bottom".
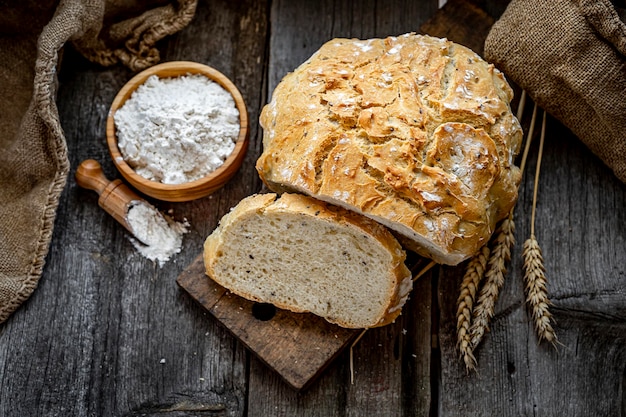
{"left": 176, "top": 255, "right": 360, "bottom": 390}
{"left": 420, "top": 0, "right": 494, "bottom": 55}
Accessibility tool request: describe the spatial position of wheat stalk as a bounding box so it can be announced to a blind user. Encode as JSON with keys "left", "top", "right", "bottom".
{"left": 349, "top": 328, "right": 368, "bottom": 384}
{"left": 456, "top": 245, "right": 490, "bottom": 371}
{"left": 516, "top": 89, "right": 527, "bottom": 121}
{"left": 523, "top": 236, "right": 556, "bottom": 345}
{"left": 413, "top": 260, "right": 437, "bottom": 282}
{"left": 522, "top": 111, "right": 557, "bottom": 345}
{"left": 519, "top": 98, "right": 538, "bottom": 175}
{"left": 468, "top": 212, "right": 515, "bottom": 349}
{"left": 455, "top": 95, "right": 537, "bottom": 368}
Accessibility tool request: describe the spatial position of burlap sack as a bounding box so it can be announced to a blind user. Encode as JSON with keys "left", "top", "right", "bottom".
{"left": 484, "top": 0, "right": 626, "bottom": 183}
{"left": 0, "top": 0, "right": 197, "bottom": 324}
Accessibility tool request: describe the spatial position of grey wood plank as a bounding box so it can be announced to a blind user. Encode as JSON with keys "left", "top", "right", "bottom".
{"left": 246, "top": 273, "right": 433, "bottom": 417}
{"left": 0, "top": 1, "right": 268, "bottom": 416}
{"left": 419, "top": 3, "right": 626, "bottom": 415}
{"left": 346, "top": 273, "right": 433, "bottom": 417}
{"left": 266, "top": 0, "right": 439, "bottom": 95}
{"left": 5, "top": 1, "right": 624, "bottom": 416}
{"left": 247, "top": 1, "right": 438, "bottom": 416}
{"left": 437, "top": 112, "right": 626, "bottom": 416}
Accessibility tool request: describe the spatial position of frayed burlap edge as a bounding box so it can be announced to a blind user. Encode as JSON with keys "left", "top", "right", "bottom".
{"left": 72, "top": 0, "right": 197, "bottom": 71}
{"left": 0, "top": 0, "right": 198, "bottom": 323}
{"left": 0, "top": 0, "right": 77, "bottom": 324}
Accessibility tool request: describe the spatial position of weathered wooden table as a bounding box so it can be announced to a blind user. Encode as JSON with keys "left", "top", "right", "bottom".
{"left": 2, "top": 0, "right": 626, "bottom": 415}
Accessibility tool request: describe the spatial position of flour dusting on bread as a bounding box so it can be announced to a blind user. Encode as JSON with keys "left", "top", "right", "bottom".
{"left": 257, "top": 33, "right": 522, "bottom": 265}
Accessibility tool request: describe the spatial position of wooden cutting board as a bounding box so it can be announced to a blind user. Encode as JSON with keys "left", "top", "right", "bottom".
{"left": 177, "top": 253, "right": 430, "bottom": 391}
{"left": 176, "top": 0, "right": 492, "bottom": 392}
{"left": 176, "top": 255, "right": 361, "bottom": 390}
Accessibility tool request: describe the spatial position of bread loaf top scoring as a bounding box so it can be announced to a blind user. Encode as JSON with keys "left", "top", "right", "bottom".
{"left": 204, "top": 193, "right": 413, "bottom": 328}
{"left": 257, "top": 33, "right": 523, "bottom": 265}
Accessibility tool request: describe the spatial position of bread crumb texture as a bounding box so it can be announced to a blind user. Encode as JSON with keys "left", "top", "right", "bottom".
{"left": 257, "top": 33, "right": 523, "bottom": 265}
{"left": 204, "top": 193, "right": 413, "bottom": 328}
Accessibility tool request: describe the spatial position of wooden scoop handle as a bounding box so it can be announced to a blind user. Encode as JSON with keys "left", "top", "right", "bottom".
{"left": 76, "top": 159, "right": 144, "bottom": 234}
{"left": 75, "top": 159, "right": 112, "bottom": 195}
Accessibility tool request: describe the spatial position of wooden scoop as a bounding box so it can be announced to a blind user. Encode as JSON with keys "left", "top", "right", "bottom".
{"left": 75, "top": 159, "right": 146, "bottom": 235}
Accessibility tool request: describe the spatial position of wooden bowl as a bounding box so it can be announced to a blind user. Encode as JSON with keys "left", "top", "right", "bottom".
{"left": 106, "top": 61, "right": 249, "bottom": 202}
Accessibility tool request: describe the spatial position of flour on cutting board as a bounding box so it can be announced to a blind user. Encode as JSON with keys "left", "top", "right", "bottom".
{"left": 114, "top": 74, "right": 240, "bottom": 184}
{"left": 126, "top": 201, "right": 189, "bottom": 266}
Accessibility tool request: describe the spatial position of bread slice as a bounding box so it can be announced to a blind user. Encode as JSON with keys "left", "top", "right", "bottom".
{"left": 203, "top": 193, "right": 413, "bottom": 328}
{"left": 256, "top": 33, "right": 523, "bottom": 265}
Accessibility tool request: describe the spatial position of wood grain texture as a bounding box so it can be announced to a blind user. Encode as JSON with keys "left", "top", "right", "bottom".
{"left": 0, "top": 1, "right": 268, "bottom": 416}
{"left": 246, "top": 1, "right": 439, "bottom": 416}
{"left": 420, "top": 0, "right": 494, "bottom": 55}
{"left": 176, "top": 255, "right": 360, "bottom": 391}
{"left": 436, "top": 100, "right": 626, "bottom": 417}
{"left": 1, "top": 0, "right": 625, "bottom": 416}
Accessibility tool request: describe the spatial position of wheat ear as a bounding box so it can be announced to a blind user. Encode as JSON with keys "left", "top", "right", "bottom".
{"left": 456, "top": 94, "right": 534, "bottom": 368}
{"left": 465, "top": 101, "right": 537, "bottom": 350}
{"left": 468, "top": 212, "right": 515, "bottom": 349}
{"left": 522, "top": 111, "right": 557, "bottom": 345}
{"left": 456, "top": 245, "right": 490, "bottom": 371}
{"left": 523, "top": 237, "right": 556, "bottom": 345}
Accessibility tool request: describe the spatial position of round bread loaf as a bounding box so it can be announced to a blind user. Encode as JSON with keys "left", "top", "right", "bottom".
{"left": 257, "top": 33, "right": 523, "bottom": 265}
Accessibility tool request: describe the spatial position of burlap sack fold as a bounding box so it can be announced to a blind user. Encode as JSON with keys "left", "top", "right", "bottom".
{"left": 0, "top": 0, "right": 197, "bottom": 324}
{"left": 484, "top": 0, "right": 626, "bottom": 184}
{"left": 73, "top": 0, "right": 197, "bottom": 71}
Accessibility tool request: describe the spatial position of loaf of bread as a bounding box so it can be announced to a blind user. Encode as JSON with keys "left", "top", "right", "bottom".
{"left": 257, "top": 33, "right": 523, "bottom": 265}
{"left": 203, "top": 193, "right": 413, "bottom": 328}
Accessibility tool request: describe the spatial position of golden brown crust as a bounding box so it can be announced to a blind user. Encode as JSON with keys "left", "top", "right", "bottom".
{"left": 257, "top": 33, "right": 522, "bottom": 265}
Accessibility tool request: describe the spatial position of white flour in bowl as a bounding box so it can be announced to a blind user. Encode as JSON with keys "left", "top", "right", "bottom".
{"left": 126, "top": 201, "right": 189, "bottom": 266}
{"left": 114, "top": 74, "right": 240, "bottom": 184}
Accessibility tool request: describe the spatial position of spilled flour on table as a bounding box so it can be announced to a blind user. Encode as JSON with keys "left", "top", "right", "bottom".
{"left": 126, "top": 201, "right": 189, "bottom": 266}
